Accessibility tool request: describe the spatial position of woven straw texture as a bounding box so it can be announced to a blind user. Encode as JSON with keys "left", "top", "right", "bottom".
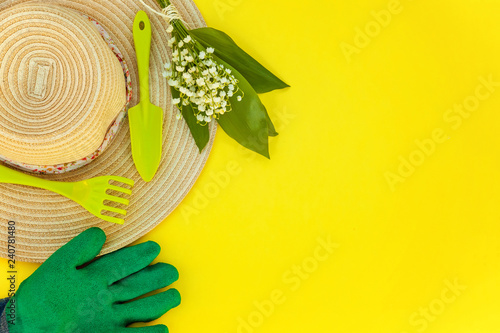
{"left": 0, "top": 0, "right": 215, "bottom": 263}
{"left": 0, "top": 3, "right": 127, "bottom": 166}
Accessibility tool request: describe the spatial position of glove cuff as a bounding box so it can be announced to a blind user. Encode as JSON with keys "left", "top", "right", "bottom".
{"left": 0, "top": 298, "right": 10, "bottom": 333}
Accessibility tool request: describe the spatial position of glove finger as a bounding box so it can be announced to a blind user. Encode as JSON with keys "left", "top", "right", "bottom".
{"left": 117, "top": 288, "right": 181, "bottom": 324}
{"left": 86, "top": 241, "right": 161, "bottom": 284}
{"left": 110, "top": 263, "right": 179, "bottom": 302}
{"left": 45, "top": 227, "right": 106, "bottom": 269}
{"left": 116, "top": 325, "right": 169, "bottom": 333}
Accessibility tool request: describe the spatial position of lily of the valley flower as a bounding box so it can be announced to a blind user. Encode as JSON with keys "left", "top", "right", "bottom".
{"left": 142, "top": 0, "right": 289, "bottom": 157}
{"left": 163, "top": 25, "right": 244, "bottom": 125}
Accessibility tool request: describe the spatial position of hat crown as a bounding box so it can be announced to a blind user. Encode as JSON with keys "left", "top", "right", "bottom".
{"left": 0, "top": 2, "right": 126, "bottom": 165}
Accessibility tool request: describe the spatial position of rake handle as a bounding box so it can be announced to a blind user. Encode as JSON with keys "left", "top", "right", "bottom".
{"left": 0, "top": 164, "right": 73, "bottom": 198}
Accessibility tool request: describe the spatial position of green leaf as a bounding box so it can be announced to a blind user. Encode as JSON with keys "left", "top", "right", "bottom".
{"left": 171, "top": 88, "right": 210, "bottom": 152}
{"left": 264, "top": 106, "right": 278, "bottom": 137}
{"left": 190, "top": 27, "right": 290, "bottom": 94}
{"left": 214, "top": 56, "right": 271, "bottom": 158}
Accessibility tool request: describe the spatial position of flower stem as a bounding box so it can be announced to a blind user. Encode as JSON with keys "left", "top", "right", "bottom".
{"left": 157, "top": 0, "right": 170, "bottom": 8}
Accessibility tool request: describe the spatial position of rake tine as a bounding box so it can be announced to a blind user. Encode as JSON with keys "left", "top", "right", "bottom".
{"left": 107, "top": 184, "right": 132, "bottom": 196}
{"left": 102, "top": 205, "right": 127, "bottom": 216}
{"left": 98, "top": 214, "right": 125, "bottom": 225}
{"left": 107, "top": 176, "right": 135, "bottom": 187}
{"left": 104, "top": 194, "right": 129, "bottom": 206}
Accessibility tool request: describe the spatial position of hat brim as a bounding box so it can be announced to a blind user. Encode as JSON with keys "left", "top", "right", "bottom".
{"left": 0, "top": 0, "right": 215, "bottom": 263}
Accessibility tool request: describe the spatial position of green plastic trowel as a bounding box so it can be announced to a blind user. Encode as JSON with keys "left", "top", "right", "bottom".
{"left": 129, "top": 11, "right": 163, "bottom": 182}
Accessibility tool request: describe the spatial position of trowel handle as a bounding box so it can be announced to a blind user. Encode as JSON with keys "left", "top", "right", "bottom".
{"left": 133, "top": 11, "right": 152, "bottom": 105}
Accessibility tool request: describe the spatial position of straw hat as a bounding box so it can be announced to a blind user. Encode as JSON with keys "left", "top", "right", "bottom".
{"left": 0, "top": 2, "right": 127, "bottom": 166}
{"left": 0, "top": 0, "right": 215, "bottom": 263}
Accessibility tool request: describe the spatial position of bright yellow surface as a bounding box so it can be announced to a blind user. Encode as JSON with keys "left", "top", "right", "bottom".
{"left": 3, "top": 0, "right": 500, "bottom": 332}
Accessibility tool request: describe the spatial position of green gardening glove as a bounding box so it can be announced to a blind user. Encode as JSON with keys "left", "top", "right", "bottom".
{"left": 6, "top": 227, "right": 180, "bottom": 333}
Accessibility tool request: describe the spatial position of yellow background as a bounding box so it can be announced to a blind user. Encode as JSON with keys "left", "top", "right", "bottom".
{"left": 3, "top": 0, "right": 500, "bottom": 332}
